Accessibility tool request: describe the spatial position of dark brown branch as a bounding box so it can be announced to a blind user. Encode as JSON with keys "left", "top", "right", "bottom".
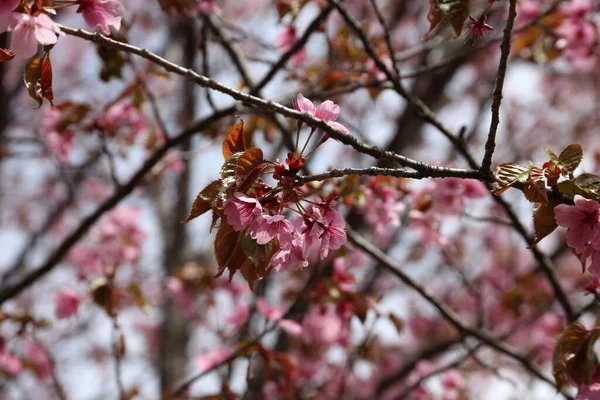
{"left": 296, "top": 166, "right": 485, "bottom": 184}
{"left": 480, "top": 0, "right": 518, "bottom": 175}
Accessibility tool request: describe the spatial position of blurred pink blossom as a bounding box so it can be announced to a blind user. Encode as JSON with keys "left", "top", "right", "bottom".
{"left": 77, "top": 0, "right": 124, "bottom": 35}
{"left": 53, "top": 287, "right": 81, "bottom": 319}
{"left": 276, "top": 24, "right": 305, "bottom": 67}
{"left": 0, "top": 0, "right": 19, "bottom": 16}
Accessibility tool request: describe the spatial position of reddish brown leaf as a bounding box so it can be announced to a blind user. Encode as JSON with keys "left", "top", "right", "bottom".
{"left": 559, "top": 144, "right": 583, "bottom": 176}
{"left": 424, "top": 0, "right": 470, "bottom": 38}
{"left": 55, "top": 102, "right": 91, "bottom": 133}
{"left": 553, "top": 322, "right": 588, "bottom": 390}
{"left": 524, "top": 167, "right": 548, "bottom": 204}
{"left": 214, "top": 221, "right": 242, "bottom": 277}
{"left": 0, "top": 48, "right": 15, "bottom": 62}
{"left": 492, "top": 162, "right": 529, "bottom": 195}
{"left": 23, "top": 55, "right": 43, "bottom": 107}
{"left": 222, "top": 120, "right": 245, "bottom": 159}
{"left": 529, "top": 200, "right": 558, "bottom": 247}
{"left": 389, "top": 313, "right": 404, "bottom": 334}
{"left": 40, "top": 53, "right": 54, "bottom": 106}
{"left": 181, "top": 180, "right": 221, "bottom": 224}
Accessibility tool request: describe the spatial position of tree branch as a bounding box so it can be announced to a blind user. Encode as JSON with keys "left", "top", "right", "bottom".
{"left": 480, "top": 0, "right": 518, "bottom": 175}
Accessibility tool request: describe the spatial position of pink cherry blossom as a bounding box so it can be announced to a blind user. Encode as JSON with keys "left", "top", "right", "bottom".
{"left": 0, "top": 12, "right": 62, "bottom": 58}
{"left": 293, "top": 93, "right": 316, "bottom": 115}
{"left": 53, "top": 287, "right": 81, "bottom": 319}
{"left": 0, "top": 0, "right": 19, "bottom": 16}
{"left": 276, "top": 24, "right": 305, "bottom": 67}
{"left": 166, "top": 277, "right": 197, "bottom": 317}
{"left": 98, "top": 100, "right": 147, "bottom": 142}
{"left": 292, "top": 94, "right": 349, "bottom": 135}
{"left": 224, "top": 302, "right": 249, "bottom": 335}
{"left": 196, "top": 347, "right": 233, "bottom": 373}
{"left": 269, "top": 236, "right": 308, "bottom": 272}
{"left": 560, "top": 0, "right": 593, "bottom": 19}
{"left": 554, "top": 195, "right": 600, "bottom": 254}
{"left": 25, "top": 341, "right": 52, "bottom": 380}
{"left": 305, "top": 206, "right": 347, "bottom": 259}
{"left": 579, "top": 366, "right": 600, "bottom": 400}
{"left": 223, "top": 192, "right": 263, "bottom": 231}
{"left": 0, "top": 348, "right": 22, "bottom": 377}
{"left": 77, "top": 0, "right": 124, "bottom": 35}
{"left": 256, "top": 298, "right": 284, "bottom": 320}
{"left": 41, "top": 107, "right": 75, "bottom": 163}
{"left": 252, "top": 214, "right": 292, "bottom": 246}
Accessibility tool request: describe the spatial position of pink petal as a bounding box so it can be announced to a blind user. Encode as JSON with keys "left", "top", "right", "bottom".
{"left": 315, "top": 100, "right": 340, "bottom": 121}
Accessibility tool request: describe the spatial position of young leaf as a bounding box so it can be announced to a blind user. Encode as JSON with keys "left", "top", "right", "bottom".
{"left": 0, "top": 48, "right": 15, "bottom": 62}
{"left": 389, "top": 313, "right": 404, "bottom": 334}
{"left": 214, "top": 221, "right": 242, "bottom": 277}
{"left": 127, "top": 282, "right": 151, "bottom": 314}
{"left": 529, "top": 200, "right": 558, "bottom": 247}
{"left": 40, "top": 53, "right": 54, "bottom": 106}
{"left": 559, "top": 144, "right": 583, "bottom": 176}
{"left": 181, "top": 180, "right": 221, "bottom": 223}
{"left": 492, "top": 163, "right": 529, "bottom": 195}
{"left": 24, "top": 55, "right": 43, "bottom": 107}
{"left": 523, "top": 167, "right": 547, "bottom": 204}
{"left": 553, "top": 322, "right": 588, "bottom": 390}
{"left": 235, "top": 148, "right": 267, "bottom": 192}
{"left": 544, "top": 146, "right": 560, "bottom": 163}
{"left": 222, "top": 119, "right": 245, "bottom": 159}
{"left": 439, "top": 0, "right": 470, "bottom": 37}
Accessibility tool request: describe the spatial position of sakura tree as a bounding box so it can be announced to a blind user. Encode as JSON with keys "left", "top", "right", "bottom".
{"left": 0, "top": 0, "right": 599, "bottom": 399}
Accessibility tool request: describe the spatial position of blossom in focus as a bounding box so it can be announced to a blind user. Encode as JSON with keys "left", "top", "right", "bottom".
{"left": 555, "top": 195, "right": 600, "bottom": 254}
{"left": 0, "top": 12, "right": 62, "bottom": 58}
{"left": 223, "top": 192, "right": 263, "bottom": 231}
{"left": 0, "top": 0, "right": 19, "bottom": 15}
{"left": 276, "top": 24, "right": 305, "bottom": 67}
{"left": 555, "top": 195, "right": 600, "bottom": 277}
{"left": 293, "top": 94, "right": 349, "bottom": 135}
{"left": 252, "top": 214, "right": 292, "bottom": 246}
{"left": 53, "top": 287, "right": 81, "bottom": 319}
{"left": 77, "top": 0, "right": 124, "bottom": 35}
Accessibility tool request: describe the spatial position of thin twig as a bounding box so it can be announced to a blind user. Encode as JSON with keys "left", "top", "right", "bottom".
{"left": 480, "top": 0, "right": 518, "bottom": 175}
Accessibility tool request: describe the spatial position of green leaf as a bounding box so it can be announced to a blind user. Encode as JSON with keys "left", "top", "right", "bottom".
{"left": 127, "top": 282, "right": 151, "bottom": 314}
{"left": 544, "top": 146, "right": 560, "bottom": 163}
{"left": 559, "top": 144, "right": 583, "bottom": 176}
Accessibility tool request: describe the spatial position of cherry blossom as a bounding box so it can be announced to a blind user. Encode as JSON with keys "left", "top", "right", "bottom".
{"left": 53, "top": 287, "right": 81, "bottom": 319}
{"left": 293, "top": 94, "right": 349, "bottom": 135}
{"left": 276, "top": 24, "right": 305, "bottom": 67}
{"left": 0, "top": 0, "right": 19, "bottom": 16}
{"left": 0, "top": 12, "right": 62, "bottom": 58}
{"left": 223, "top": 192, "right": 263, "bottom": 231}
{"left": 77, "top": 0, "right": 124, "bottom": 35}
{"left": 41, "top": 107, "right": 75, "bottom": 163}
{"left": 555, "top": 195, "right": 600, "bottom": 254}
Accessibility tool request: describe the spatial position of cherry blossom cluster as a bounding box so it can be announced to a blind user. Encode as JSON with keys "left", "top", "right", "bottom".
{"left": 0, "top": 0, "right": 123, "bottom": 59}
{"left": 555, "top": 195, "right": 600, "bottom": 276}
